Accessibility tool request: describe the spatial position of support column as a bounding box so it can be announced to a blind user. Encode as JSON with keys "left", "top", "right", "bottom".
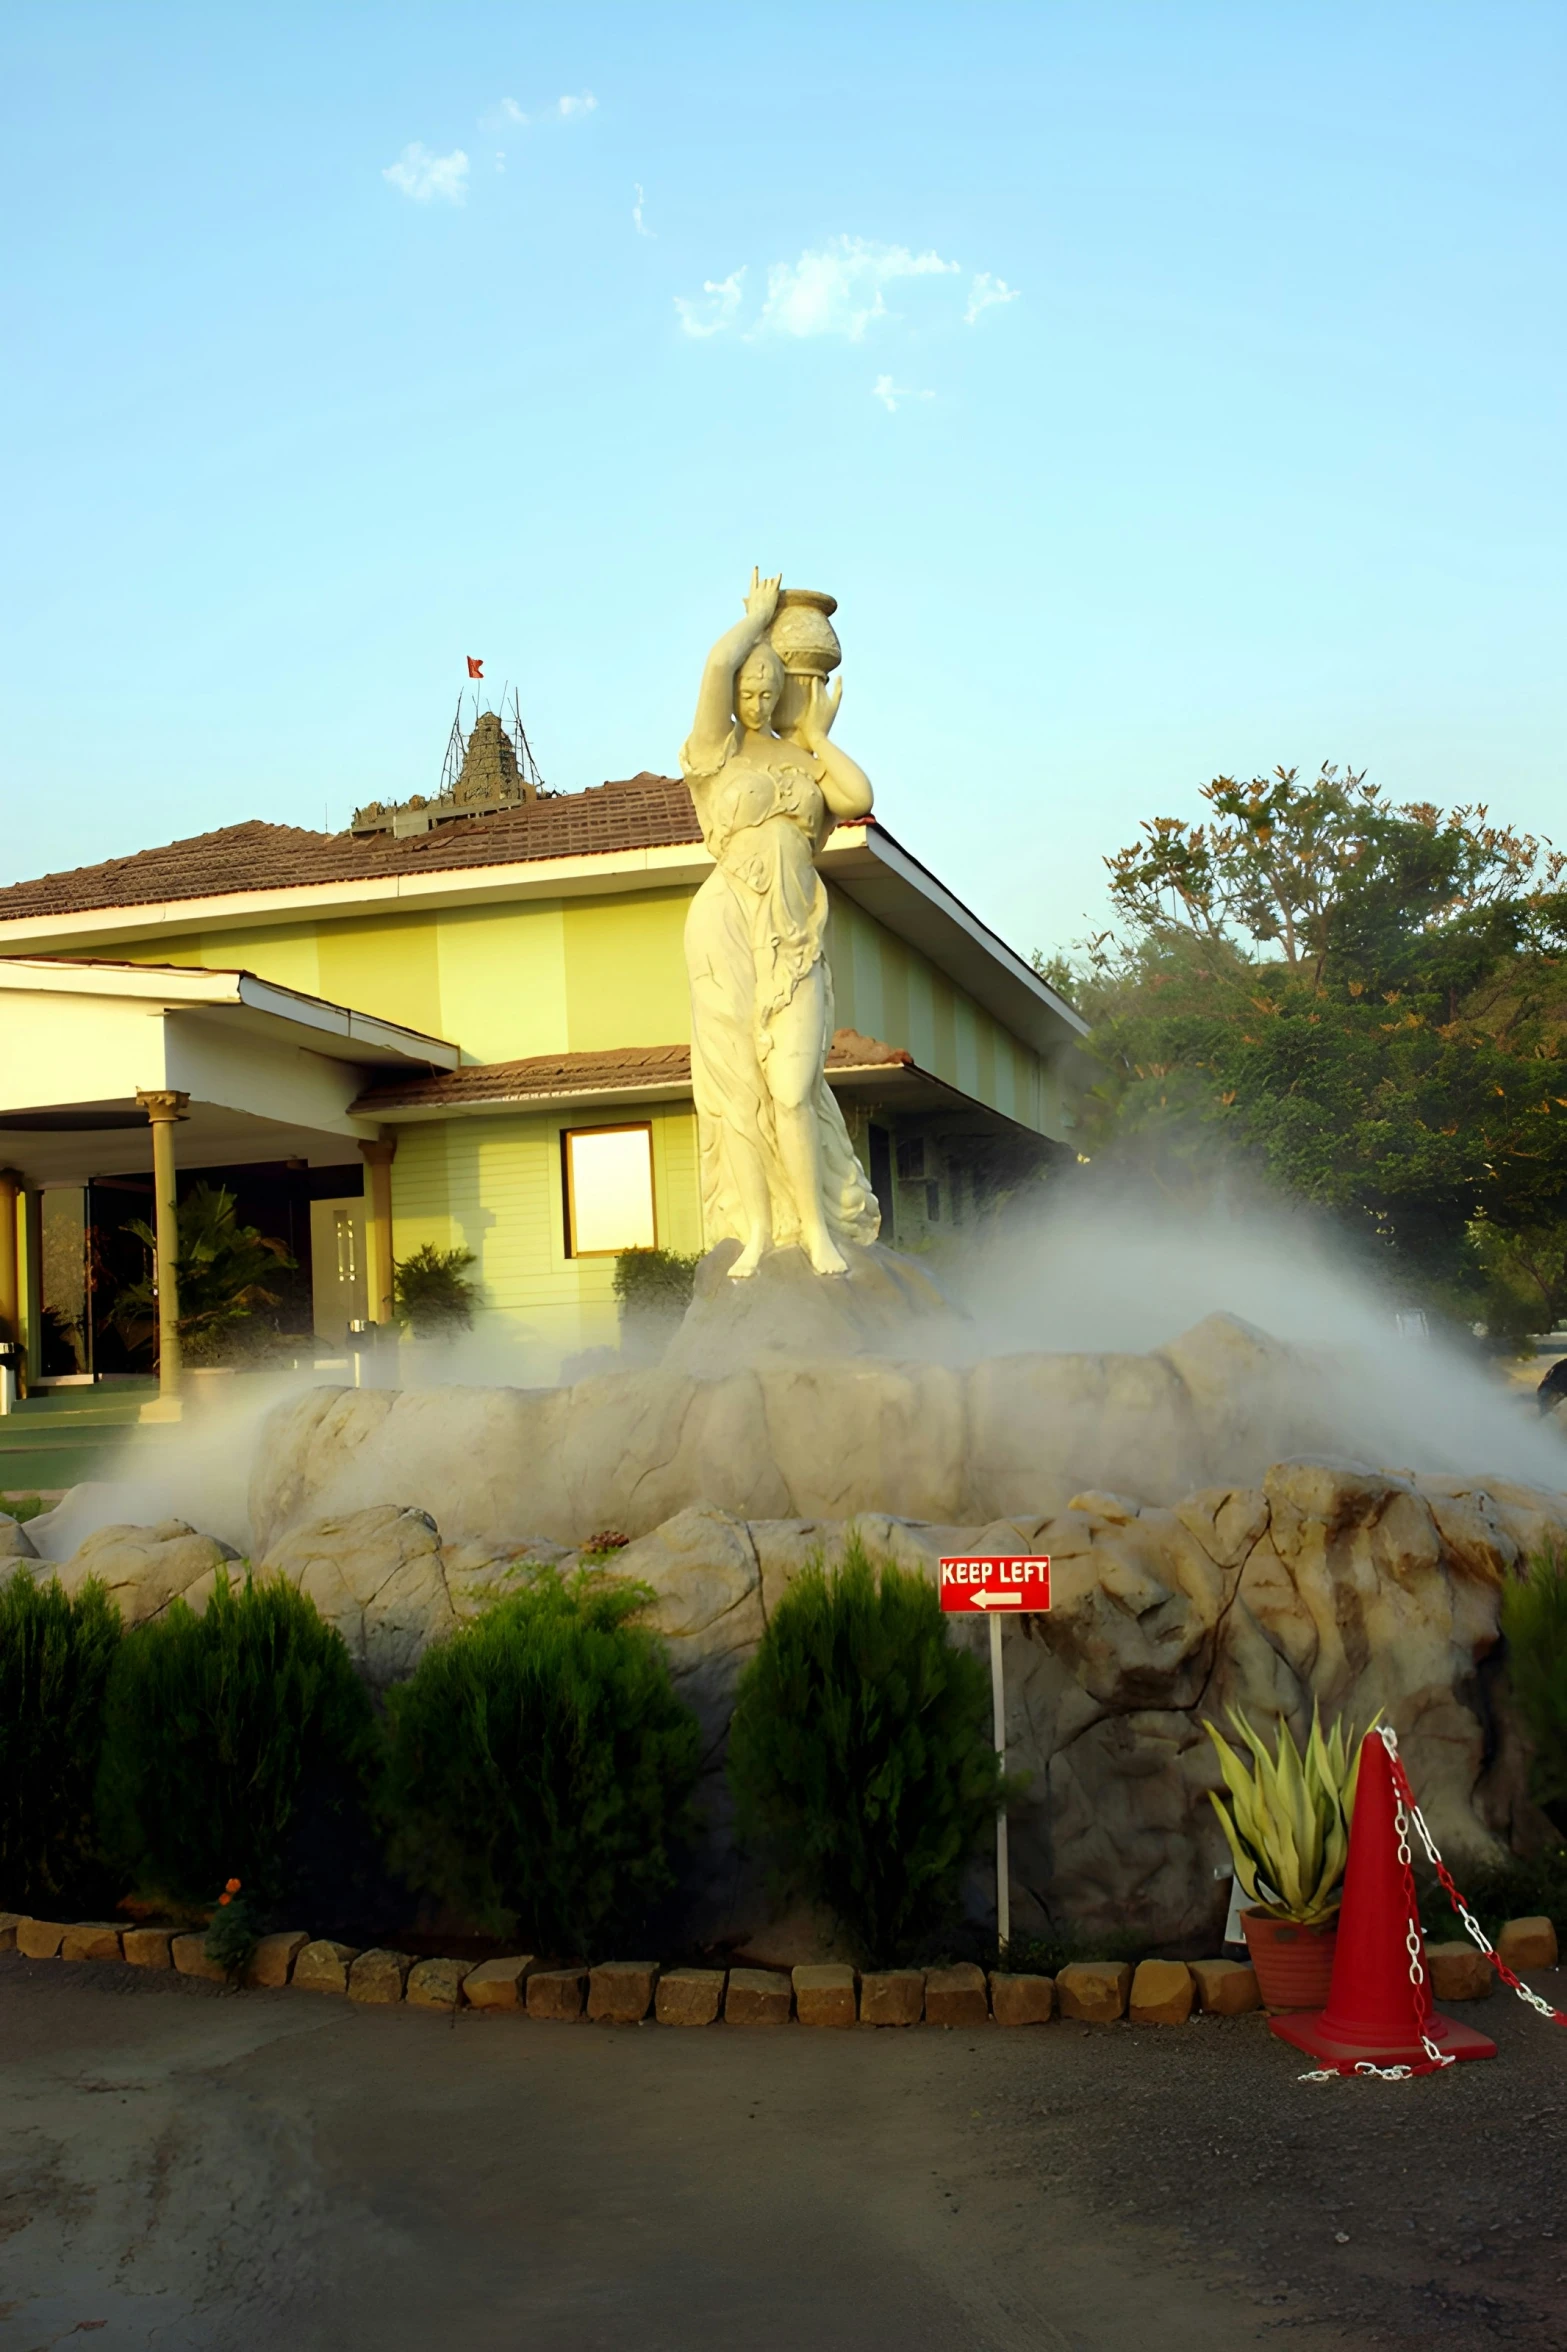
{"left": 0, "top": 1170, "right": 20, "bottom": 1413}
{"left": 359, "top": 1136, "right": 398, "bottom": 1324}
{"left": 21, "top": 1189, "right": 43, "bottom": 1393}
{"left": 136, "top": 1089, "right": 189, "bottom": 1412}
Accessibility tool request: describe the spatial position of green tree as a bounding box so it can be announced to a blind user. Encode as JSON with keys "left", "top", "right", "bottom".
{"left": 380, "top": 1570, "right": 700, "bottom": 1952}
{"left": 1050, "top": 766, "right": 1567, "bottom": 1327}
{"left": 726, "top": 1538, "right": 1005, "bottom": 1964}
{"left": 392, "top": 1242, "right": 479, "bottom": 1336}
{"left": 113, "top": 1182, "right": 294, "bottom": 1366}
{"left": 96, "top": 1571, "right": 377, "bottom": 1908}
{"left": 0, "top": 1571, "right": 120, "bottom": 1909}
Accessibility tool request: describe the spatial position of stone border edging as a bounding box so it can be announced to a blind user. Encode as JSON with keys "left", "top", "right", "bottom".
{"left": 2, "top": 1911, "right": 1553, "bottom": 2023}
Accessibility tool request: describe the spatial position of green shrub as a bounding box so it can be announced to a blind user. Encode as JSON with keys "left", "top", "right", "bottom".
{"left": 612, "top": 1247, "right": 701, "bottom": 1324}
{"left": 393, "top": 1242, "right": 480, "bottom": 1335}
{"left": 726, "top": 1535, "right": 1005, "bottom": 1964}
{"left": 114, "top": 1181, "right": 295, "bottom": 1366}
{"left": 96, "top": 1571, "right": 377, "bottom": 1908}
{"left": 0, "top": 1494, "right": 45, "bottom": 1525}
{"left": 381, "top": 1570, "right": 700, "bottom": 1953}
{"left": 0, "top": 1570, "right": 120, "bottom": 1910}
{"left": 1502, "top": 1546, "right": 1567, "bottom": 1826}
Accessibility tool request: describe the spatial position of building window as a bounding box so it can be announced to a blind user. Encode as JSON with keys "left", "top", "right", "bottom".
{"left": 563, "top": 1124, "right": 657, "bottom": 1257}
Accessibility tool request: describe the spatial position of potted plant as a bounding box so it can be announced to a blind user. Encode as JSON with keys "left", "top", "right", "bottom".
{"left": 1204, "top": 1705, "right": 1367, "bottom": 2008}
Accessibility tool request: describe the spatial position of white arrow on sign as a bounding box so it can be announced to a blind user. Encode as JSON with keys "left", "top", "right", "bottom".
{"left": 970, "top": 1589, "right": 1023, "bottom": 1608}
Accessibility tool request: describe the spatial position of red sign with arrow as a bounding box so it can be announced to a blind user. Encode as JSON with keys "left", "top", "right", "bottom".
{"left": 938, "top": 1556, "right": 1052, "bottom": 1614}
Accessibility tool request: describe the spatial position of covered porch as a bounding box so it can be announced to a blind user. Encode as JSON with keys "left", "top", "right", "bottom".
{"left": 0, "top": 958, "right": 458, "bottom": 1415}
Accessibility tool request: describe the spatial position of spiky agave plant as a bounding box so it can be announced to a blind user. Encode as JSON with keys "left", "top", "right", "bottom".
{"left": 1204, "top": 1706, "right": 1371, "bottom": 1925}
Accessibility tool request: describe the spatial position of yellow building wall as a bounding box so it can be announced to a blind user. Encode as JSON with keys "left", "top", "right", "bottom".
{"left": 824, "top": 888, "right": 1056, "bottom": 1134}
{"left": 388, "top": 1103, "right": 703, "bottom": 1366}
{"left": 109, "top": 878, "right": 1060, "bottom": 1132}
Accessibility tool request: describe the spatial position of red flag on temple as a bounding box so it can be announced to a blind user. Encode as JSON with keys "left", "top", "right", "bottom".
{"left": 466, "top": 657, "right": 483, "bottom": 679}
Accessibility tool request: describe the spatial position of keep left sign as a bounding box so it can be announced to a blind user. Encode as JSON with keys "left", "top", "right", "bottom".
{"left": 938, "top": 1556, "right": 1052, "bottom": 1614}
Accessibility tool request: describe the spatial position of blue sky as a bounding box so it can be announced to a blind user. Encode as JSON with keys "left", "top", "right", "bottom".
{"left": 2, "top": 2, "right": 1563, "bottom": 964}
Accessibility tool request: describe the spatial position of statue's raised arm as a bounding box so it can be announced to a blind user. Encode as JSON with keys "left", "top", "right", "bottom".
{"left": 685, "top": 568, "right": 781, "bottom": 772}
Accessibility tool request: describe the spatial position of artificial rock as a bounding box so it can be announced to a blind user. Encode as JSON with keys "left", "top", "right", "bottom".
{"left": 724, "top": 1967, "right": 792, "bottom": 2026}
{"left": 792, "top": 1963, "right": 857, "bottom": 2027}
{"left": 1425, "top": 1943, "right": 1493, "bottom": 2002}
{"left": 1056, "top": 1963, "right": 1132, "bottom": 2024}
{"left": 1189, "top": 1960, "right": 1260, "bottom": 2016}
{"left": 989, "top": 1972, "right": 1055, "bottom": 2026}
{"left": 924, "top": 1963, "right": 990, "bottom": 2028}
{"left": 463, "top": 1956, "right": 535, "bottom": 2011}
{"left": 292, "top": 1939, "right": 358, "bottom": 1994}
{"left": 171, "top": 1933, "right": 227, "bottom": 1982}
{"left": 1496, "top": 1916, "right": 1559, "bottom": 1972}
{"left": 61, "top": 1925, "right": 122, "bottom": 1964}
{"left": 245, "top": 1932, "right": 308, "bottom": 1988}
{"left": 654, "top": 1968, "right": 726, "bottom": 2026}
{"left": 860, "top": 1970, "right": 925, "bottom": 2027}
{"left": 526, "top": 1968, "right": 587, "bottom": 2022}
{"left": 122, "top": 1928, "right": 173, "bottom": 1970}
{"left": 37, "top": 1429, "right": 1567, "bottom": 1952}
{"left": 1128, "top": 1958, "right": 1195, "bottom": 2025}
{"left": 406, "top": 1958, "right": 471, "bottom": 2010}
{"left": 348, "top": 1948, "right": 411, "bottom": 2004}
{"left": 587, "top": 1963, "right": 658, "bottom": 2024}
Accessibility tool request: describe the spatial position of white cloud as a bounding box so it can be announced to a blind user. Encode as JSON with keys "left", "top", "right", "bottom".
{"left": 499, "top": 97, "right": 528, "bottom": 126}
{"left": 382, "top": 143, "right": 469, "bottom": 204}
{"left": 872, "top": 375, "right": 935, "bottom": 412}
{"left": 556, "top": 91, "right": 597, "bottom": 120}
{"left": 755, "top": 236, "right": 960, "bottom": 340}
{"left": 675, "top": 268, "right": 746, "bottom": 338}
{"left": 633, "top": 182, "right": 652, "bottom": 238}
{"left": 965, "top": 270, "right": 1020, "bottom": 325}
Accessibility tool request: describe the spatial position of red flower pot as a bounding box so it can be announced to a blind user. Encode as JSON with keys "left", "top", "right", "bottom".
{"left": 1240, "top": 1907, "right": 1338, "bottom": 2009}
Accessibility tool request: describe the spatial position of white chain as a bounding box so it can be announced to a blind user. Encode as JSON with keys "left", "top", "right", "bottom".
{"left": 1388, "top": 1736, "right": 1567, "bottom": 2026}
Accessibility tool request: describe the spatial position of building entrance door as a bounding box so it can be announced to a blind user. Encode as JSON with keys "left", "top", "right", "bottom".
{"left": 310, "top": 1197, "right": 368, "bottom": 1342}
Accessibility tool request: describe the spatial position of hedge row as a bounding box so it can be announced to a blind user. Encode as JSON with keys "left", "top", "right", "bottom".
{"left": 0, "top": 1540, "right": 1000, "bottom": 1966}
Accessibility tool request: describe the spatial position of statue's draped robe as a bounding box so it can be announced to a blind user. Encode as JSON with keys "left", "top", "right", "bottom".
{"left": 681, "top": 729, "right": 881, "bottom": 1253}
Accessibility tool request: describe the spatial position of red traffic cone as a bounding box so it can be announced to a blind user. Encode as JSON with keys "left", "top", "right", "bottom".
{"left": 1271, "top": 1731, "right": 1496, "bottom": 2070}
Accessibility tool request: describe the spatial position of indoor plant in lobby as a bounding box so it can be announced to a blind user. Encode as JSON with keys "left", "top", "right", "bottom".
{"left": 1205, "top": 1706, "right": 1366, "bottom": 2008}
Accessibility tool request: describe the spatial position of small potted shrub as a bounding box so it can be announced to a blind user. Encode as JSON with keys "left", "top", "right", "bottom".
{"left": 1205, "top": 1706, "right": 1366, "bottom": 2008}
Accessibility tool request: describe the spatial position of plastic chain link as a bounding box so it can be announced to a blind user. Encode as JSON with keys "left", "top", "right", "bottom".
{"left": 1300, "top": 1724, "right": 1567, "bottom": 2085}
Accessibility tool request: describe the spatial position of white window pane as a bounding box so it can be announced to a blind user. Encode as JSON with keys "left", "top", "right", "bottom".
{"left": 568, "top": 1127, "right": 655, "bottom": 1255}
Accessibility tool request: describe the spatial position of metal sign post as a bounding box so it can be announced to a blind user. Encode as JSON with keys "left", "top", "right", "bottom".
{"left": 939, "top": 1555, "right": 1052, "bottom": 1956}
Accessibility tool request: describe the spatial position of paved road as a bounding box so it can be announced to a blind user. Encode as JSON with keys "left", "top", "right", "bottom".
{"left": 2, "top": 1952, "right": 1562, "bottom": 2352}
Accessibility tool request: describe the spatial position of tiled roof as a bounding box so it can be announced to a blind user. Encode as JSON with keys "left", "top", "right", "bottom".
{"left": 351, "top": 1031, "right": 913, "bottom": 1115}
{"left": 0, "top": 774, "right": 702, "bottom": 922}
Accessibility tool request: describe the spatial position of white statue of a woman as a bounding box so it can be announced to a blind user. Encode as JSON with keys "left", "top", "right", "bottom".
{"left": 682, "top": 569, "right": 882, "bottom": 1278}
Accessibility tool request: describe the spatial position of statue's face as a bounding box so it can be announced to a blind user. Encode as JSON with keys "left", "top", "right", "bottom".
{"left": 736, "top": 655, "right": 780, "bottom": 733}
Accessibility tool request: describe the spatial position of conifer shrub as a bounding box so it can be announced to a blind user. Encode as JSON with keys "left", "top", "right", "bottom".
{"left": 392, "top": 1243, "right": 479, "bottom": 1335}
{"left": 380, "top": 1570, "right": 700, "bottom": 1953}
{"left": 726, "top": 1536, "right": 1005, "bottom": 1964}
{"left": 1502, "top": 1545, "right": 1567, "bottom": 1829}
{"left": 0, "top": 1570, "right": 120, "bottom": 1910}
{"left": 96, "top": 1572, "right": 378, "bottom": 1908}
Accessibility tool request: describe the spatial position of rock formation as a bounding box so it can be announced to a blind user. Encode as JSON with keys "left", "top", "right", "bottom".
{"left": 245, "top": 1312, "right": 1364, "bottom": 1556}
{"left": 25, "top": 1457, "right": 1563, "bottom": 1953}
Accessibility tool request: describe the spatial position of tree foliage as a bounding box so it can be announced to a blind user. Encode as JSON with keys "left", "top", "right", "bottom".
{"left": 96, "top": 1571, "right": 377, "bottom": 1907}
{"left": 380, "top": 1569, "right": 700, "bottom": 1953}
{"left": 1501, "top": 1548, "right": 1567, "bottom": 1830}
{"left": 726, "top": 1538, "right": 1004, "bottom": 1964}
{"left": 1053, "top": 766, "right": 1567, "bottom": 1330}
{"left": 113, "top": 1182, "right": 295, "bottom": 1365}
{"left": 0, "top": 1571, "right": 120, "bottom": 1910}
{"left": 392, "top": 1242, "right": 480, "bottom": 1336}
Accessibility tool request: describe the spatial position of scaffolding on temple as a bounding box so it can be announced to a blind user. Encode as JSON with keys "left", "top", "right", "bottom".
{"left": 351, "top": 681, "right": 551, "bottom": 838}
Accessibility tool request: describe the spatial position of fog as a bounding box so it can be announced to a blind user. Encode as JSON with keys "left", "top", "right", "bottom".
{"left": 23, "top": 1186, "right": 1567, "bottom": 1562}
